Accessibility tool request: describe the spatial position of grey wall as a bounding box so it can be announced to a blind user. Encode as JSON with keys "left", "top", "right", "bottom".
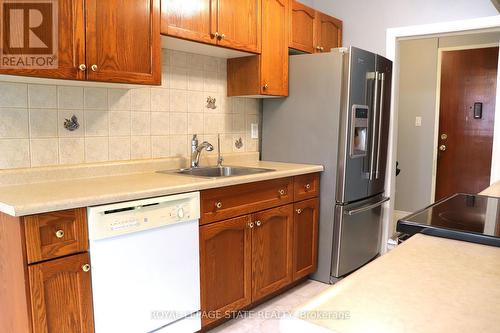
{"left": 301, "top": 0, "right": 497, "bottom": 55}
{"left": 395, "top": 38, "right": 439, "bottom": 212}
{"left": 395, "top": 32, "right": 500, "bottom": 212}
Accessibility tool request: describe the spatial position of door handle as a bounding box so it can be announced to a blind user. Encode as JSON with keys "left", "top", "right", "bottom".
{"left": 369, "top": 71, "right": 380, "bottom": 181}
{"left": 375, "top": 72, "right": 385, "bottom": 179}
{"left": 345, "top": 196, "right": 390, "bottom": 216}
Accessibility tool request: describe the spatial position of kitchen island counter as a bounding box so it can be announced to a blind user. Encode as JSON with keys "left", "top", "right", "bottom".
{"left": 281, "top": 233, "right": 500, "bottom": 333}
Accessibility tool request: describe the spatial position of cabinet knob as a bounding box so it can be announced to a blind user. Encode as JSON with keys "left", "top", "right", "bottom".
{"left": 82, "top": 264, "right": 90, "bottom": 272}
{"left": 213, "top": 32, "right": 220, "bottom": 39}
{"left": 248, "top": 222, "right": 254, "bottom": 229}
{"left": 78, "top": 64, "right": 87, "bottom": 71}
{"left": 263, "top": 84, "right": 269, "bottom": 90}
{"left": 215, "top": 201, "right": 223, "bottom": 209}
{"left": 320, "top": 46, "right": 325, "bottom": 51}
{"left": 255, "top": 220, "right": 262, "bottom": 227}
{"left": 316, "top": 46, "right": 322, "bottom": 51}
{"left": 296, "top": 208, "right": 302, "bottom": 215}
{"left": 90, "top": 64, "right": 98, "bottom": 72}
{"left": 220, "top": 33, "right": 226, "bottom": 40}
{"left": 305, "top": 183, "right": 311, "bottom": 190}
{"left": 278, "top": 189, "right": 286, "bottom": 196}
{"left": 55, "top": 230, "right": 65, "bottom": 239}
{"left": 439, "top": 145, "right": 447, "bottom": 152}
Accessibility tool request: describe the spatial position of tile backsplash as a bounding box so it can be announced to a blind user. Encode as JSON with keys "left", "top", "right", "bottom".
{"left": 0, "top": 49, "right": 261, "bottom": 169}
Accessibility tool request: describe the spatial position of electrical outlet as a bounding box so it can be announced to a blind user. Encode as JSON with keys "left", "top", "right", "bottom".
{"left": 415, "top": 116, "right": 422, "bottom": 127}
{"left": 251, "top": 123, "right": 259, "bottom": 139}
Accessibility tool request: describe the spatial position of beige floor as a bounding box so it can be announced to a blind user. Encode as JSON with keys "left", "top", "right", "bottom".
{"left": 208, "top": 280, "right": 331, "bottom": 333}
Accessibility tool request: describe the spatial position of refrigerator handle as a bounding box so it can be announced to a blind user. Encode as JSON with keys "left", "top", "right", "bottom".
{"left": 345, "top": 196, "right": 390, "bottom": 216}
{"left": 375, "top": 72, "right": 385, "bottom": 179}
{"left": 369, "top": 71, "right": 380, "bottom": 181}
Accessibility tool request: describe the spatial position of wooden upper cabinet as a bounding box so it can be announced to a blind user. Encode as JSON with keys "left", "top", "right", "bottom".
{"left": 315, "top": 12, "right": 342, "bottom": 52}
{"left": 86, "top": 0, "right": 161, "bottom": 84}
{"left": 216, "top": 0, "right": 261, "bottom": 53}
{"left": 0, "top": 0, "right": 86, "bottom": 80}
{"left": 161, "top": 0, "right": 261, "bottom": 53}
{"left": 289, "top": 0, "right": 316, "bottom": 53}
{"left": 200, "top": 215, "right": 252, "bottom": 327}
{"left": 292, "top": 198, "right": 319, "bottom": 280}
{"left": 252, "top": 204, "right": 293, "bottom": 300}
{"left": 261, "top": 0, "right": 289, "bottom": 96}
{"left": 28, "top": 253, "right": 94, "bottom": 333}
{"left": 161, "top": 0, "right": 217, "bottom": 45}
{"left": 227, "top": 0, "right": 289, "bottom": 97}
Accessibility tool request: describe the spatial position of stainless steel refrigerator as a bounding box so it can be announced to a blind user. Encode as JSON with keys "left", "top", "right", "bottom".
{"left": 262, "top": 47, "right": 392, "bottom": 283}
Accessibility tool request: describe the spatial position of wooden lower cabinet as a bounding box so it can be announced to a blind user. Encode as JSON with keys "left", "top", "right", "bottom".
{"left": 199, "top": 215, "right": 253, "bottom": 327}
{"left": 28, "top": 253, "right": 94, "bottom": 333}
{"left": 252, "top": 204, "right": 293, "bottom": 299}
{"left": 292, "top": 198, "right": 319, "bottom": 280}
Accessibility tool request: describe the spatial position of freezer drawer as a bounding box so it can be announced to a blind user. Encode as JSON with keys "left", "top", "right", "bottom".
{"left": 331, "top": 195, "right": 389, "bottom": 278}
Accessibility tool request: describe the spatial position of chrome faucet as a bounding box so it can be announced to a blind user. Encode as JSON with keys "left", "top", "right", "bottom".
{"left": 217, "top": 134, "right": 224, "bottom": 167}
{"left": 191, "top": 134, "right": 214, "bottom": 168}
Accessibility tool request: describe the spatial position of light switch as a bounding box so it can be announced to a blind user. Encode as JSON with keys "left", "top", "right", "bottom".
{"left": 251, "top": 123, "right": 259, "bottom": 139}
{"left": 415, "top": 116, "right": 422, "bottom": 127}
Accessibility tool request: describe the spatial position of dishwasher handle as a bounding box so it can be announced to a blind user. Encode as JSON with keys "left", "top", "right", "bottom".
{"left": 345, "top": 197, "right": 390, "bottom": 216}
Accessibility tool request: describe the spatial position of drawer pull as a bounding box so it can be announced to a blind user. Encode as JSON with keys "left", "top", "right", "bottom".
{"left": 248, "top": 222, "right": 254, "bottom": 229}
{"left": 278, "top": 189, "right": 286, "bottom": 196}
{"left": 305, "top": 183, "right": 311, "bottom": 190}
{"left": 215, "top": 201, "right": 223, "bottom": 209}
{"left": 82, "top": 264, "right": 91, "bottom": 272}
{"left": 255, "top": 220, "right": 262, "bottom": 227}
{"left": 296, "top": 208, "right": 302, "bottom": 215}
{"left": 55, "top": 230, "right": 65, "bottom": 239}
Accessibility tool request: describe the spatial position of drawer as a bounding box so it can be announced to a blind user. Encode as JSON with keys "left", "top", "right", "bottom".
{"left": 200, "top": 177, "right": 293, "bottom": 224}
{"left": 294, "top": 173, "right": 320, "bottom": 201}
{"left": 24, "top": 209, "right": 88, "bottom": 264}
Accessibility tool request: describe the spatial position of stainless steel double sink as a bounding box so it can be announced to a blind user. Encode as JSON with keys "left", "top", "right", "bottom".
{"left": 158, "top": 166, "right": 275, "bottom": 178}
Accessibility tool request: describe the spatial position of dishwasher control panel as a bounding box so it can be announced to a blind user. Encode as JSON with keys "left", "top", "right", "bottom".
{"left": 87, "top": 192, "right": 200, "bottom": 240}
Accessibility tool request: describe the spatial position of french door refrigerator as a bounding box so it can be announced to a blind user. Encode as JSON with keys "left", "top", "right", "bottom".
{"left": 262, "top": 47, "right": 392, "bottom": 283}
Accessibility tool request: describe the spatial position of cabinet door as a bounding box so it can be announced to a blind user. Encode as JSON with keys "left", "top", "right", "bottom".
{"left": 289, "top": 0, "right": 315, "bottom": 53}
{"left": 85, "top": 0, "right": 161, "bottom": 84}
{"left": 261, "top": 0, "right": 289, "bottom": 96}
{"left": 200, "top": 216, "right": 252, "bottom": 327}
{"left": 216, "top": 0, "right": 261, "bottom": 53}
{"left": 161, "top": 0, "right": 217, "bottom": 45}
{"left": 28, "top": 253, "right": 94, "bottom": 333}
{"left": 0, "top": 0, "right": 85, "bottom": 80}
{"left": 314, "top": 12, "right": 342, "bottom": 53}
{"left": 252, "top": 204, "right": 293, "bottom": 300}
{"left": 293, "top": 198, "right": 319, "bottom": 280}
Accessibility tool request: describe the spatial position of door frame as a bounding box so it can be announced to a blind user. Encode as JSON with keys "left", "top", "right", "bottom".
{"left": 431, "top": 43, "right": 500, "bottom": 201}
{"left": 381, "top": 15, "right": 500, "bottom": 254}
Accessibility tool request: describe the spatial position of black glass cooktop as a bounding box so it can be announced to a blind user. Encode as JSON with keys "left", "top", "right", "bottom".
{"left": 397, "top": 193, "right": 500, "bottom": 247}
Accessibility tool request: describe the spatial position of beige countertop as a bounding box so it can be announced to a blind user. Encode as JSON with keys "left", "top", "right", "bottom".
{"left": 281, "top": 234, "right": 500, "bottom": 333}
{"left": 0, "top": 160, "right": 323, "bottom": 217}
{"left": 480, "top": 181, "right": 500, "bottom": 197}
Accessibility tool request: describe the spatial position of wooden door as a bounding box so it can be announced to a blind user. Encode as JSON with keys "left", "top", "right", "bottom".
{"left": 216, "top": 0, "right": 261, "bottom": 53}
{"left": 199, "top": 216, "right": 252, "bottom": 327}
{"left": 85, "top": 0, "right": 161, "bottom": 84}
{"left": 161, "top": 0, "right": 217, "bottom": 45}
{"left": 252, "top": 204, "right": 293, "bottom": 300}
{"left": 28, "top": 253, "right": 94, "bottom": 333}
{"left": 0, "top": 0, "right": 85, "bottom": 80}
{"left": 261, "top": 0, "right": 289, "bottom": 96}
{"left": 314, "top": 12, "right": 342, "bottom": 53}
{"left": 436, "top": 47, "right": 499, "bottom": 200}
{"left": 292, "top": 198, "right": 319, "bottom": 280}
{"left": 289, "top": 0, "right": 316, "bottom": 53}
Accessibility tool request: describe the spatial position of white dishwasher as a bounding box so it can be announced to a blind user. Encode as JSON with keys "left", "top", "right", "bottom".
{"left": 87, "top": 192, "right": 201, "bottom": 333}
